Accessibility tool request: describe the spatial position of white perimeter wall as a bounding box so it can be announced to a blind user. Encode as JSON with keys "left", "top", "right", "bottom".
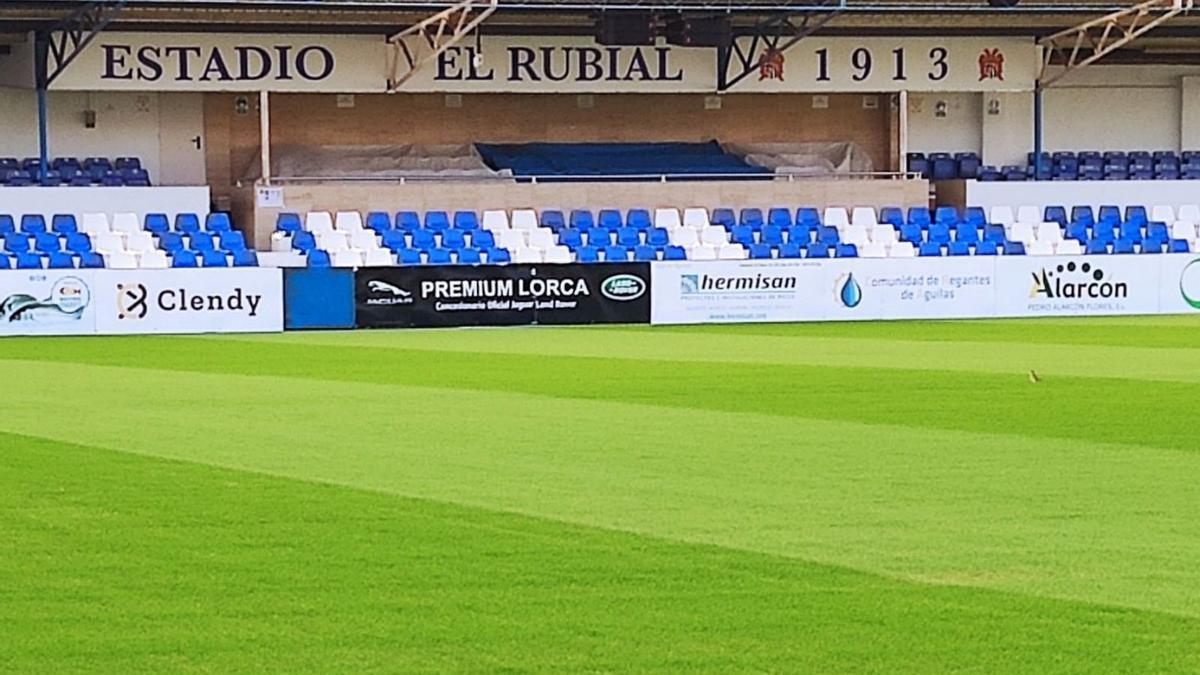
{"left": 0, "top": 186, "right": 211, "bottom": 222}
{"left": 908, "top": 65, "right": 1200, "bottom": 168}
{"left": 965, "top": 179, "right": 1200, "bottom": 212}
{"left": 0, "top": 88, "right": 206, "bottom": 186}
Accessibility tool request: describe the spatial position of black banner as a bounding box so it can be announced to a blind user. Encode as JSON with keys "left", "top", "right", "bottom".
{"left": 354, "top": 263, "right": 650, "bottom": 328}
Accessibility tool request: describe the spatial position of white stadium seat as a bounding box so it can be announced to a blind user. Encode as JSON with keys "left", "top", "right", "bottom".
{"left": 887, "top": 241, "right": 915, "bottom": 258}
{"left": 104, "top": 250, "right": 138, "bottom": 269}
{"left": 349, "top": 230, "right": 379, "bottom": 250}
{"left": 514, "top": 248, "right": 542, "bottom": 264}
{"left": 1172, "top": 222, "right": 1198, "bottom": 240}
{"left": 823, "top": 207, "right": 849, "bottom": 228}
{"left": 869, "top": 224, "right": 898, "bottom": 244}
{"left": 654, "top": 208, "right": 682, "bottom": 230}
{"left": 317, "top": 231, "right": 349, "bottom": 252}
{"left": 80, "top": 213, "right": 110, "bottom": 235}
{"left": 1027, "top": 240, "right": 1055, "bottom": 256}
{"left": 525, "top": 228, "right": 555, "bottom": 250}
{"left": 1055, "top": 240, "right": 1083, "bottom": 255}
{"left": 543, "top": 246, "right": 573, "bottom": 264}
{"left": 1008, "top": 222, "right": 1035, "bottom": 245}
{"left": 682, "top": 208, "right": 710, "bottom": 229}
{"left": 511, "top": 209, "right": 539, "bottom": 230}
{"left": 840, "top": 226, "right": 870, "bottom": 247}
{"left": 334, "top": 211, "right": 363, "bottom": 232}
{"left": 718, "top": 243, "right": 748, "bottom": 260}
{"left": 305, "top": 212, "right": 334, "bottom": 234}
{"left": 1016, "top": 205, "right": 1040, "bottom": 225}
{"left": 110, "top": 212, "right": 140, "bottom": 235}
{"left": 700, "top": 226, "right": 728, "bottom": 246}
{"left": 482, "top": 210, "right": 509, "bottom": 230}
{"left": 497, "top": 229, "right": 525, "bottom": 250}
{"left": 670, "top": 227, "right": 699, "bottom": 247}
{"left": 93, "top": 232, "right": 126, "bottom": 253}
{"left": 125, "top": 231, "right": 155, "bottom": 253}
{"left": 1151, "top": 205, "right": 1175, "bottom": 224}
{"left": 1177, "top": 204, "right": 1200, "bottom": 224}
{"left": 1034, "top": 223, "right": 1063, "bottom": 243}
{"left": 860, "top": 242, "right": 888, "bottom": 258}
{"left": 851, "top": 207, "right": 878, "bottom": 228}
{"left": 361, "top": 248, "right": 393, "bottom": 267}
{"left": 139, "top": 250, "right": 169, "bottom": 269}
{"left": 688, "top": 245, "right": 717, "bottom": 261}
{"left": 989, "top": 206, "right": 1015, "bottom": 227}
{"left": 270, "top": 232, "right": 293, "bottom": 252}
{"left": 331, "top": 249, "right": 362, "bottom": 268}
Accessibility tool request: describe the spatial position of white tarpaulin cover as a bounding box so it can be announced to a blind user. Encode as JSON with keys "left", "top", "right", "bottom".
{"left": 244, "top": 144, "right": 508, "bottom": 181}
{"left": 725, "top": 142, "right": 874, "bottom": 176}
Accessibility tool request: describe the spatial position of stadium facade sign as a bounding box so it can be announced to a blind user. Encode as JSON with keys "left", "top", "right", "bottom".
{"left": 34, "top": 31, "right": 1035, "bottom": 93}
{"left": 354, "top": 263, "right": 650, "bottom": 328}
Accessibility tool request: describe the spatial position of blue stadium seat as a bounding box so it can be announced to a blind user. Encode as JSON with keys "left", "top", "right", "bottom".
{"left": 663, "top": 245, "right": 687, "bottom": 261}
{"left": 1093, "top": 222, "right": 1117, "bottom": 243}
{"left": 759, "top": 225, "right": 784, "bottom": 247}
{"left": 1125, "top": 206, "right": 1148, "bottom": 226}
{"left": 381, "top": 230, "right": 407, "bottom": 251}
{"left": 412, "top": 230, "right": 437, "bottom": 251}
{"left": 1114, "top": 238, "right": 1136, "bottom": 254}
{"left": 907, "top": 207, "right": 931, "bottom": 227}
{"left": 616, "top": 227, "right": 641, "bottom": 248}
{"left": 603, "top": 245, "right": 631, "bottom": 262}
{"left": 634, "top": 245, "right": 659, "bottom": 261}
{"left": 4, "top": 233, "right": 30, "bottom": 253}
{"left": 1086, "top": 239, "right": 1109, "bottom": 255}
{"left": 963, "top": 207, "right": 986, "bottom": 227}
{"left": 907, "top": 152, "right": 929, "bottom": 177}
{"left": 366, "top": 212, "right": 392, "bottom": 233}
{"left": 471, "top": 230, "right": 495, "bottom": 249}
{"left": 156, "top": 232, "right": 183, "bottom": 253}
{"left": 307, "top": 250, "right": 331, "bottom": 267}
{"left": 816, "top": 226, "right": 839, "bottom": 245}
{"left": 16, "top": 252, "right": 42, "bottom": 269}
{"left": 79, "top": 251, "right": 105, "bottom": 268}
{"left": 1004, "top": 241, "right": 1026, "bottom": 255}
{"left": 796, "top": 208, "right": 821, "bottom": 228}
{"left": 835, "top": 243, "right": 858, "bottom": 258}
{"left": 175, "top": 213, "right": 201, "bottom": 234}
{"left": 739, "top": 208, "right": 764, "bottom": 229}
{"left": 767, "top": 208, "right": 793, "bottom": 228}
{"left": 65, "top": 233, "right": 92, "bottom": 254}
{"left": 955, "top": 224, "right": 980, "bottom": 243}
{"left": 277, "top": 212, "right": 302, "bottom": 233}
{"left": 1147, "top": 222, "right": 1169, "bottom": 243}
{"left": 0, "top": 215, "right": 14, "bottom": 235}
{"left": 458, "top": 248, "right": 482, "bottom": 264}
{"left": 575, "top": 246, "right": 600, "bottom": 263}
{"left": 627, "top": 209, "right": 652, "bottom": 230}
{"left": 291, "top": 231, "right": 317, "bottom": 253}
{"left": 928, "top": 223, "right": 951, "bottom": 244}
{"left": 0, "top": 254, "right": 9, "bottom": 269}
{"left": 453, "top": 211, "right": 479, "bottom": 230}
{"left": 900, "top": 223, "right": 923, "bottom": 243}
{"left": 172, "top": 250, "right": 199, "bottom": 268}
{"left": 748, "top": 243, "right": 773, "bottom": 259}
{"left": 934, "top": 206, "right": 959, "bottom": 226}
{"left": 919, "top": 241, "right": 944, "bottom": 257}
{"left": 205, "top": 213, "right": 232, "bottom": 232}
{"left": 202, "top": 250, "right": 229, "bottom": 267}
{"left": 711, "top": 208, "right": 736, "bottom": 228}
{"left": 598, "top": 209, "right": 623, "bottom": 229}
{"left": 1098, "top": 205, "right": 1121, "bottom": 224}
{"left": 730, "top": 225, "right": 755, "bottom": 246}
{"left": 1170, "top": 239, "right": 1192, "bottom": 253}
{"left": 397, "top": 248, "right": 422, "bottom": 265}
{"left": 1119, "top": 222, "right": 1143, "bottom": 241}
{"left": 541, "top": 210, "right": 565, "bottom": 231}
{"left": 569, "top": 209, "right": 594, "bottom": 230}
{"left": 34, "top": 232, "right": 61, "bottom": 253}
{"left": 975, "top": 240, "right": 999, "bottom": 255}
{"left": 1065, "top": 222, "right": 1088, "bottom": 242}
{"left": 20, "top": 215, "right": 46, "bottom": 233}
{"left": 188, "top": 233, "right": 216, "bottom": 251}
{"left": 948, "top": 240, "right": 971, "bottom": 256}
{"left": 804, "top": 243, "right": 830, "bottom": 259}
{"left": 219, "top": 231, "right": 246, "bottom": 251}
{"left": 779, "top": 241, "right": 803, "bottom": 259}
{"left": 558, "top": 228, "right": 583, "bottom": 248}
{"left": 585, "top": 227, "right": 611, "bottom": 247}
{"left": 646, "top": 227, "right": 670, "bottom": 247}
{"left": 231, "top": 249, "right": 258, "bottom": 267}
{"left": 486, "top": 248, "right": 511, "bottom": 264}
{"left": 982, "top": 224, "right": 1006, "bottom": 244}
{"left": 1140, "top": 238, "right": 1164, "bottom": 254}
{"left": 51, "top": 214, "right": 77, "bottom": 234}
{"left": 396, "top": 211, "right": 421, "bottom": 231}
{"left": 441, "top": 229, "right": 467, "bottom": 249}
{"left": 428, "top": 248, "right": 453, "bottom": 264}
{"left": 144, "top": 213, "right": 170, "bottom": 234}
{"left": 787, "top": 225, "right": 812, "bottom": 245}
{"left": 47, "top": 251, "right": 75, "bottom": 269}
{"left": 425, "top": 211, "right": 450, "bottom": 231}
{"left": 1043, "top": 206, "right": 1067, "bottom": 226}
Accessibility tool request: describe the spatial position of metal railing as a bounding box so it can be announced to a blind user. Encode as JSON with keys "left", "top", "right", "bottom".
{"left": 249, "top": 170, "right": 920, "bottom": 185}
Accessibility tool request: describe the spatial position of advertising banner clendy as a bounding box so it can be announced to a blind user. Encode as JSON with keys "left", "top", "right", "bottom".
{"left": 93, "top": 268, "right": 283, "bottom": 334}
{"left": 355, "top": 263, "right": 650, "bottom": 328}
{"left": 0, "top": 270, "right": 98, "bottom": 336}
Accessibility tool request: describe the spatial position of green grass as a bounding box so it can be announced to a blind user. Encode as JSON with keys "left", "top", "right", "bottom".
{"left": 2, "top": 317, "right": 1199, "bottom": 673}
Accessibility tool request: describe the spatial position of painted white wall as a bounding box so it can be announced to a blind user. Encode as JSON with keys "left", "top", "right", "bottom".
{"left": 966, "top": 179, "right": 1200, "bottom": 212}
{"left": 1044, "top": 86, "right": 1180, "bottom": 152}
{"left": 1182, "top": 77, "right": 1200, "bottom": 151}
{"left": 906, "top": 92, "right": 982, "bottom": 156}
{"left": 0, "top": 186, "right": 210, "bottom": 221}
{"left": 982, "top": 91, "right": 1033, "bottom": 168}
{"left": 0, "top": 88, "right": 205, "bottom": 185}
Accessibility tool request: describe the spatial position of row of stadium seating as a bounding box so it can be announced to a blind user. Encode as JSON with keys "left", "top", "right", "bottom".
{"left": 0, "top": 212, "right": 256, "bottom": 269}
{"left": 270, "top": 203, "right": 1200, "bottom": 267}
{"left": 912, "top": 150, "right": 1200, "bottom": 181}
{"left": 0, "top": 156, "right": 151, "bottom": 187}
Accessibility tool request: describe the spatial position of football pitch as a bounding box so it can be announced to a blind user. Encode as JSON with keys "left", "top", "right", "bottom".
{"left": 2, "top": 317, "right": 1199, "bottom": 673}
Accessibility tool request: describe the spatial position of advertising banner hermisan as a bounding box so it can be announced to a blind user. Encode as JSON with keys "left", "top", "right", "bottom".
{"left": 355, "top": 263, "right": 649, "bottom": 328}
{"left": 0, "top": 270, "right": 98, "bottom": 336}
{"left": 650, "top": 259, "right": 826, "bottom": 325}
{"left": 93, "top": 268, "right": 283, "bottom": 334}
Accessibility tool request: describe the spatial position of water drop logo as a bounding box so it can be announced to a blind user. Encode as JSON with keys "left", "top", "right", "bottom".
{"left": 1180, "top": 259, "right": 1200, "bottom": 310}
{"left": 837, "top": 273, "right": 862, "bottom": 308}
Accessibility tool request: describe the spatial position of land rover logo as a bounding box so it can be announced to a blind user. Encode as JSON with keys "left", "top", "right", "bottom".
{"left": 1180, "top": 259, "right": 1200, "bottom": 309}
{"left": 601, "top": 274, "right": 645, "bottom": 301}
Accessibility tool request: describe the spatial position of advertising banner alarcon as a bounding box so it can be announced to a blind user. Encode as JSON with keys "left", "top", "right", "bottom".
{"left": 93, "top": 268, "right": 284, "bottom": 334}
{"left": 0, "top": 270, "right": 98, "bottom": 336}
{"left": 992, "top": 255, "right": 1161, "bottom": 317}
{"left": 354, "top": 263, "right": 650, "bottom": 328}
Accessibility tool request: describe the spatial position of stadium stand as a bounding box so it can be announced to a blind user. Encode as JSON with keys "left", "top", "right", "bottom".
{"left": 0, "top": 211, "right": 252, "bottom": 269}
{"left": 0, "top": 156, "right": 151, "bottom": 187}
{"left": 916, "top": 150, "right": 1200, "bottom": 182}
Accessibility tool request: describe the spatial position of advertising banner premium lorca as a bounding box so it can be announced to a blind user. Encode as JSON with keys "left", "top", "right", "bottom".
{"left": 355, "top": 263, "right": 650, "bottom": 328}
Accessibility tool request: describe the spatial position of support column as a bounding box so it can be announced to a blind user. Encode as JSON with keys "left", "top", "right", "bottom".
{"left": 259, "top": 90, "right": 271, "bottom": 185}
{"left": 34, "top": 33, "right": 50, "bottom": 183}
{"left": 898, "top": 90, "right": 909, "bottom": 174}
{"left": 1032, "top": 86, "right": 1044, "bottom": 180}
